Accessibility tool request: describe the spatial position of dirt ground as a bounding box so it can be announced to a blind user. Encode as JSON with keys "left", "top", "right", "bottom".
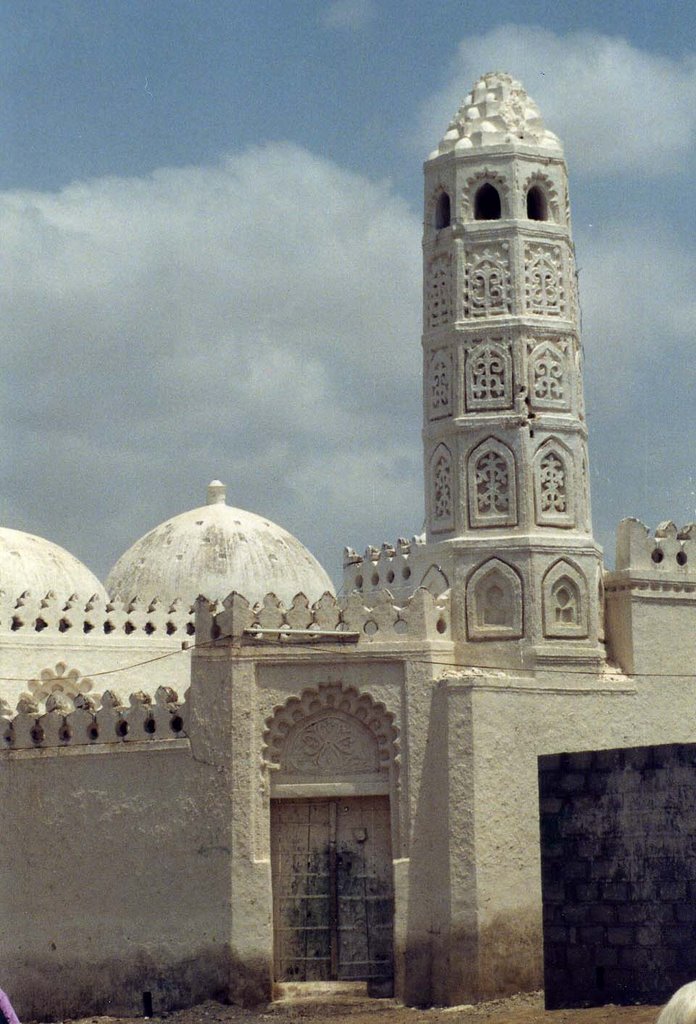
{"left": 42, "top": 988, "right": 665, "bottom": 1024}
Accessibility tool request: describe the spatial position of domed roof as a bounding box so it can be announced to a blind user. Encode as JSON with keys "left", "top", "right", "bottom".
{"left": 106, "top": 482, "right": 335, "bottom": 607}
{"left": 433, "top": 71, "right": 562, "bottom": 157}
{"left": 0, "top": 526, "right": 107, "bottom": 603}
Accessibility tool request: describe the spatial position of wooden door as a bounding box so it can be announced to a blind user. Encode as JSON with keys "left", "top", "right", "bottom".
{"left": 271, "top": 796, "right": 393, "bottom": 982}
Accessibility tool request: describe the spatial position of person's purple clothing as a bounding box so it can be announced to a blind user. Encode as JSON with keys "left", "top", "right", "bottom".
{"left": 0, "top": 989, "right": 20, "bottom": 1024}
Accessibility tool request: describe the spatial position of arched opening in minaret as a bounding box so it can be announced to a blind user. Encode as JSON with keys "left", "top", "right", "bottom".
{"left": 435, "top": 191, "right": 451, "bottom": 229}
{"left": 526, "top": 185, "right": 548, "bottom": 221}
{"left": 474, "top": 183, "right": 501, "bottom": 220}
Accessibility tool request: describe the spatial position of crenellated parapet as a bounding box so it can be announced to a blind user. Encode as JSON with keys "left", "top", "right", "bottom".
{"left": 342, "top": 536, "right": 450, "bottom": 600}
{"left": 604, "top": 519, "right": 696, "bottom": 676}
{"left": 613, "top": 518, "right": 695, "bottom": 577}
{"left": 1, "top": 685, "right": 187, "bottom": 752}
{"left": 194, "top": 587, "right": 450, "bottom": 646}
{"left": 0, "top": 590, "right": 196, "bottom": 637}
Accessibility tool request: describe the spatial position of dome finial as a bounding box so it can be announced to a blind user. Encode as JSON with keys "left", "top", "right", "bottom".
{"left": 206, "top": 480, "right": 226, "bottom": 505}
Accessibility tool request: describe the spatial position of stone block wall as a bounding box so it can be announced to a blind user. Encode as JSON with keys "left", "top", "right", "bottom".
{"left": 539, "top": 743, "right": 696, "bottom": 1009}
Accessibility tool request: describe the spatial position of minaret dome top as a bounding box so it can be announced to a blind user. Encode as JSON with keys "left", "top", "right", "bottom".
{"left": 431, "top": 71, "right": 562, "bottom": 159}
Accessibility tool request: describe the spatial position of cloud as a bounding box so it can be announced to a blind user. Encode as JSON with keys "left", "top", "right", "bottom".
{"left": 320, "top": 0, "right": 377, "bottom": 31}
{"left": 0, "top": 143, "right": 422, "bottom": 585}
{"left": 418, "top": 26, "right": 696, "bottom": 176}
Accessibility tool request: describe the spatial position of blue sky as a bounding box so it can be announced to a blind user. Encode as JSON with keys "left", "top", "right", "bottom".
{"left": 2, "top": 1, "right": 695, "bottom": 586}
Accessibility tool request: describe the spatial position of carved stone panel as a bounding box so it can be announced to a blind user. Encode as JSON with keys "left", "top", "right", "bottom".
{"left": 285, "top": 713, "right": 378, "bottom": 775}
{"left": 426, "top": 253, "right": 454, "bottom": 328}
{"left": 431, "top": 443, "right": 454, "bottom": 533}
{"left": 465, "top": 339, "right": 513, "bottom": 411}
{"left": 427, "top": 349, "right": 452, "bottom": 420}
{"left": 534, "top": 440, "right": 575, "bottom": 527}
{"left": 466, "top": 558, "right": 523, "bottom": 640}
{"left": 524, "top": 243, "right": 566, "bottom": 317}
{"left": 528, "top": 339, "right": 570, "bottom": 411}
{"left": 542, "top": 559, "right": 589, "bottom": 639}
{"left": 467, "top": 438, "right": 518, "bottom": 528}
{"left": 464, "top": 243, "right": 512, "bottom": 318}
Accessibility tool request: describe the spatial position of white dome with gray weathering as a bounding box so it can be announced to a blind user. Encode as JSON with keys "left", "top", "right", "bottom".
{"left": 0, "top": 526, "right": 108, "bottom": 603}
{"left": 106, "top": 481, "right": 335, "bottom": 607}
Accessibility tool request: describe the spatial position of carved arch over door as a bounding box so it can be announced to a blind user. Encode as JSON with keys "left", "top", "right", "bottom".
{"left": 263, "top": 682, "right": 399, "bottom": 791}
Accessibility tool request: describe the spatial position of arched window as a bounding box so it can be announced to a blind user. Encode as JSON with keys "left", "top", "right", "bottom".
{"left": 474, "top": 183, "right": 501, "bottom": 220}
{"left": 435, "top": 191, "right": 451, "bottom": 229}
{"left": 527, "top": 185, "right": 548, "bottom": 221}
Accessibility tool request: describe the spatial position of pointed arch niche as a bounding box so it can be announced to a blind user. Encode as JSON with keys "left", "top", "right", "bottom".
{"left": 534, "top": 438, "right": 575, "bottom": 527}
{"left": 466, "top": 558, "right": 523, "bottom": 641}
{"left": 467, "top": 437, "right": 518, "bottom": 528}
{"left": 263, "top": 682, "right": 399, "bottom": 797}
{"left": 430, "top": 442, "right": 455, "bottom": 533}
{"left": 542, "top": 559, "right": 589, "bottom": 639}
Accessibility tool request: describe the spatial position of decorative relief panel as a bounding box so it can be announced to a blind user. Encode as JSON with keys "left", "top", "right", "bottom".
{"left": 534, "top": 441, "right": 575, "bottom": 527}
{"left": 431, "top": 443, "right": 454, "bottom": 532}
{"left": 428, "top": 349, "right": 452, "bottom": 420}
{"left": 285, "top": 713, "right": 378, "bottom": 774}
{"left": 465, "top": 339, "right": 513, "bottom": 410}
{"left": 467, "top": 438, "right": 517, "bottom": 528}
{"left": 263, "top": 682, "right": 398, "bottom": 779}
{"left": 426, "top": 254, "right": 454, "bottom": 327}
{"left": 464, "top": 243, "right": 512, "bottom": 318}
{"left": 524, "top": 243, "right": 566, "bottom": 317}
{"left": 528, "top": 340, "right": 569, "bottom": 410}
{"left": 542, "top": 559, "right": 589, "bottom": 639}
{"left": 466, "top": 558, "right": 523, "bottom": 640}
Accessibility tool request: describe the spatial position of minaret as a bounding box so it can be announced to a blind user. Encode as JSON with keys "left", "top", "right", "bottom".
{"left": 422, "top": 72, "right": 604, "bottom": 666}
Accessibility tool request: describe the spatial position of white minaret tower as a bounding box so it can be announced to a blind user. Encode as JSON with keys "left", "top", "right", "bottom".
{"left": 422, "top": 72, "right": 604, "bottom": 667}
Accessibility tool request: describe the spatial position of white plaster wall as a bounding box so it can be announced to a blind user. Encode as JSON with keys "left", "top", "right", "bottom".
{"left": 1, "top": 742, "right": 233, "bottom": 1020}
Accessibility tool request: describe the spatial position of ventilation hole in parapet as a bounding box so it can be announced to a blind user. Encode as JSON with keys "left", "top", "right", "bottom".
{"left": 88, "top": 724, "right": 100, "bottom": 741}
{"left": 371, "top": 572, "right": 380, "bottom": 587}
{"left": 59, "top": 724, "right": 72, "bottom": 743}
{"left": 103, "top": 620, "right": 115, "bottom": 634}
{"left": 143, "top": 992, "right": 153, "bottom": 1018}
{"left": 116, "top": 719, "right": 129, "bottom": 738}
{"left": 144, "top": 718, "right": 156, "bottom": 735}
{"left": 212, "top": 622, "right": 222, "bottom": 640}
{"left": 436, "top": 617, "right": 447, "bottom": 634}
{"left": 364, "top": 620, "right": 378, "bottom": 636}
{"left": 83, "top": 621, "right": 94, "bottom": 634}
{"left": 402, "top": 566, "right": 411, "bottom": 580}
{"left": 387, "top": 570, "right": 395, "bottom": 584}
{"left": 144, "top": 622, "right": 156, "bottom": 635}
{"left": 652, "top": 548, "right": 664, "bottom": 564}
{"left": 166, "top": 621, "right": 176, "bottom": 635}
{"left": 3, "top": 728, "right": 12, "bottom": 746}
{"left": 529, "top": 429, "right": 535, "bottom": 438}
{"left": 124, "top": 621, "right": 135, "bottom": 635}
{"left": 186, "top": 623, "right": 195, "bottom": 636}
{"left": 59, "top": 618, "right": 72, "bottom": 632}
{"left": 11, "top": 616, "right": 23, "bottom": 631}
{"left": 435, "top": 191, "right": 451, "bottom": 229}
{"left": 170, "top": 715, "right": 184, "bottom": 733}
{"left": 526, "top": 185, "right": 548, "bottom": 221}
{"left": 677, "top": 550, "right": 688, "bottom": 566}
{"left": 355, "top": 575, "right": 363, "bottom": 589}
{"left": 35, "top": 618, "right": 47, "bottom": 632}
{"left": 474, "top": 182, "right": 501, "bottom": 220}
{"left": 30, "top": 725, "right": 45, "bottom": 745}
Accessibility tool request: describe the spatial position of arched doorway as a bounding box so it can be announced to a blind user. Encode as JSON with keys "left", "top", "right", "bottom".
{"left": 264, "top": 684, "right": 398, "bottom": 987}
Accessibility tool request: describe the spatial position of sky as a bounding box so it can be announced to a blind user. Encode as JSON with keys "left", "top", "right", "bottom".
{"left": 1, "top": 0, "right": 695, "bottom": 588}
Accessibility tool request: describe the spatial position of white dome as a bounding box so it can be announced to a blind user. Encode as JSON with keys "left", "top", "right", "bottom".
{"left": 0, "top": 527, "right": 107, "bottom": 603}
{"left": 106, "top": 482, "right": 335, "bottom": 607}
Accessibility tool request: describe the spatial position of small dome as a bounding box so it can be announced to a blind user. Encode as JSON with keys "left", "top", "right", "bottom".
{"left": 433, "top": 71, "right": 562, "bottom": 157}
{"left": 0, "top": 527, "right": 107, "bottom": 603}
{"left": 106, "top": 482, "right": 335, "bottom": 607}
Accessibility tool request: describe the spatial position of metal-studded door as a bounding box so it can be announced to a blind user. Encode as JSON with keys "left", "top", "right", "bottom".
{"left": 271, "top": 796, "right": 393, "bottom": 983}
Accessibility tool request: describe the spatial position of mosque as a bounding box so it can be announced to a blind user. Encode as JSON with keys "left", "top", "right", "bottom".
{"left": 3, "top": 73, "right": 696, "bottom": 1019}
